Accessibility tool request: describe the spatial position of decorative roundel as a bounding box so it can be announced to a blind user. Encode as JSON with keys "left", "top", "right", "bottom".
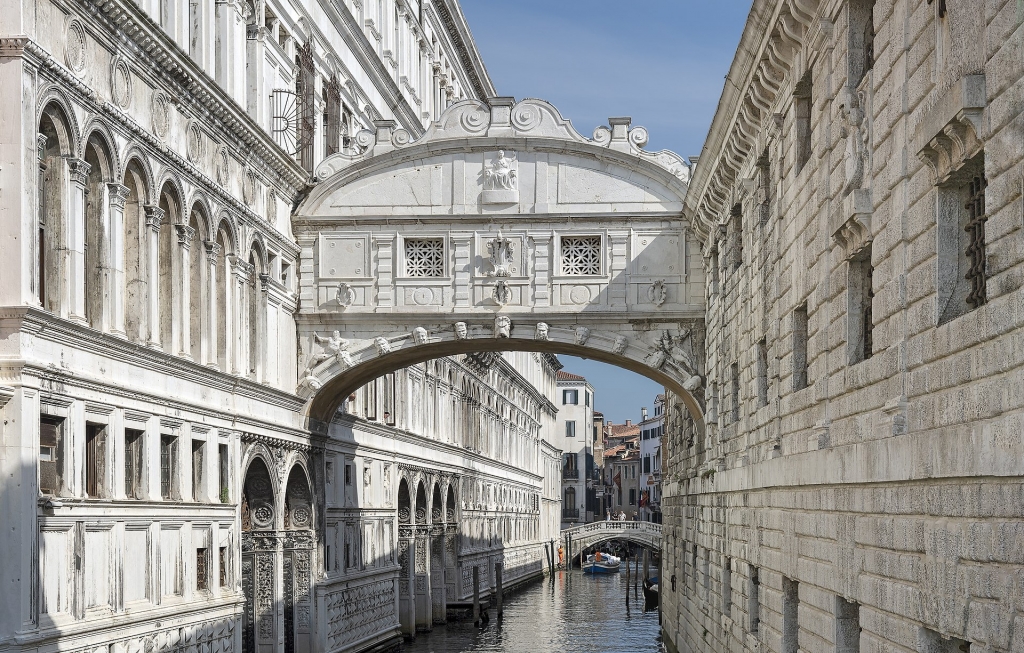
{"left": 243, "top": 169, "right": 258, "bottom": 206}
{"left": 186, "top": 122, "right": 203, "bottom": 163}
{"left": 266, "top": 188, "right": 277, "bottom": 222}
{"left": 511, "top": 104, "right": 541, "bottom": 132}
{"left": 460, "top": 105, "right": 488, "bottom": 133}
{"left": 291, "top": 506, "right": 311, "bottom": 527}
{"left": 252, "top": 502, "right": 274, "bottom": 528}
{"left": 412, "top": 287, "right": 432, "bottom": 306}
{"left": 111, "top": 57, "right": 132, "bottom": 109}
{"left": 64, "top": 20, "right": 87, "bottom": 74}
{"left": 152, "top": 92, "right": 170, "bottom": 139}
{"left": 215, "top": 147, "right": 230, "bottom": 187}
{"left": 569, "top": 285, "right": 592, "bottom": 305}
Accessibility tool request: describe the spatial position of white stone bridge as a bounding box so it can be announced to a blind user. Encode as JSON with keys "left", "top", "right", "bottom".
{"left": 562, "top": 521, "right": 663, "bottom": 553}
{"left": 292, "top": 97, "right": 709, "bottom": 435}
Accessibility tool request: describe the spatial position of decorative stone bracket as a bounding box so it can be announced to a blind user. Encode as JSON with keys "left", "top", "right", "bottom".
{"left": 831, "top": 188, "right": 872, "bottom": 258}
{"left": 915, "top": 75, "right": 986, "bottom": 185}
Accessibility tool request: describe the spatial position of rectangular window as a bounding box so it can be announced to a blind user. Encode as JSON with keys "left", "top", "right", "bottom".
{"left": 730, "top": 362, "right": 740, "bottom": 423}
{"left": 85, "top": 423, "right": 106, "bottom": 498}
{"left": 757, "top": 148, "right": 773, "bottom": 226}
{"left": 404, "top": 238, "right": 445, "bottom": 277}
{"left": 565, "top": 421, "right": 576, "bottom": 437}
{"left": 562, "top": 389, "right": 578, "bottom": 405}
{"left": 690, "top": 544, "right": 698, "bottom": 591}
{"left": 701, "top": 549, "right": 710, "bottom": 599}
{"left": 937, "top": 153, "right": 987, "bottom": 323}
{"left": 793, "top": 304, "right": 809, "bottom": 391}
{"left": 560, "top": 236, "right": 602, "bottom": 275}
{"left": 643, "top": 456, "right": 651, "bottom": 474}
{"left": 723, "top": 557, "right": 732, "bottom": 615}
{"left": 585, "top": 391, "right": 590, "bottom": 407}
{"left": 849, "top": 247, "right": 874, "bottom": 364}
{"left": 39, "top": 417, "right": 64, "bottom": 495}
{"left": 219, "top": 547, "right": 228, "bottom": 587}
{"left": 756, "top": 338, "right": 768, "bottom": 407}
{"left": 196, "top": 548, "right": 208, "bottom": 591}
{"left": 628, "top": 488, "right": 635, "bottom": 505}
{"left": 125, "top": 429, "right": 144, "bottom": 499}
{"left": 730, "top": 203, "right": 743, "bottom": 268}
{"left": 219, "top": 444, "right": 229, "bottom": 503}
{"left": 835, "top": 596, "right": 860, "bottom": 653}
{"left": 191, "top": 439, "right": 205, "bottom": 501}
{"left": 345, "top": 463, "right": 352, "bottom": 486}
{"left": 849, "top": 0, "right": 876, "bottom": 88}
{"left": 295, "top": 40, "right": 316, "bottom": 173}
{"left": 382, "top": 372, "right": 396, "bottom": 425}
{"left": 794, "top": 71, "right": 813, "bottom": 174}
{"left": 782, "top": 576, "right": 799, "bottom": 653}
{"left": 710, "top": 248, "right": 720, "bottom": 296}
{"left": 748, "top": 566, "right": 760, "bottom": 633}
{"left": 160, "top": 435, "right": 177, "bottom": 500}
{"left": 324, "top": 75, "right": 343, "bottom": 156}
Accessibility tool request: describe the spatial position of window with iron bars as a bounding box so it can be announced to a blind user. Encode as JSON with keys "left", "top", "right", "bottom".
{"left": 965, "top": 172, "right": 988, "bottom": 309}
{"left": 324, "top": 75, "right": 343, "bottom": 157}
{"left": 295, "top": 40, "right": 316, "bottom": 173}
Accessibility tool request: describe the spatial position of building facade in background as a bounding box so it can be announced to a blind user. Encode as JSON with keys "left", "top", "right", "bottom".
{"left": 555, "top": 370, "right": 594, "bottom": 527}
{"left": 637, "top": 395, "right": 663, "bottom": 523}
{"left": 661, "top": 0, "right": 1024, "bottom": 652}
{"left": 601, "top": 419, "right": 640, "bottom": 520}
{"left": 0, "top": 2, "right": 564, "bottom": 653}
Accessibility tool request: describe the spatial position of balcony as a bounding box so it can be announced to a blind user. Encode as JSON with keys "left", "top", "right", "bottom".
{"left": 562, "top": 467, "right": 579, "bottom": 480}
{"left": 562, "top": 508, "right": 580, "bottom": 520}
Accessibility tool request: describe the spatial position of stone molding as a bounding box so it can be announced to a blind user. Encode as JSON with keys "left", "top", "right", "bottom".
{"left": 915, "top": 74, "right": 986, "bottom": 185}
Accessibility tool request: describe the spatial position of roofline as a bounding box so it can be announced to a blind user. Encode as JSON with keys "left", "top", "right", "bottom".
{"left": 432, "top": 0, "right": 498, "bottom": 99}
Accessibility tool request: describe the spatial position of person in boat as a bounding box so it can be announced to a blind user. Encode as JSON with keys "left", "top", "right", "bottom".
{"left": 595, "top": 551, "right": 603, "bottom": 562}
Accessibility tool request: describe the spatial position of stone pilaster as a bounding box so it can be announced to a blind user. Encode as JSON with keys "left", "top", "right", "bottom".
{"left": 66, "top": 158, "right": 91, "bottom": 323}
{"left": 107, "top": 183, "right": 130, "bottom": 336}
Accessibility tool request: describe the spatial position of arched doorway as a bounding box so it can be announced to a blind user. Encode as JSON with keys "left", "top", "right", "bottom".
{"left": 241, "top": 458, "right": 314, "bottom": 653}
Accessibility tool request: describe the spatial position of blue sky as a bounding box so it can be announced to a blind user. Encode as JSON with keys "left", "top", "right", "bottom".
{"left": 460, "top": 1, "right": 750, "bottom": 425}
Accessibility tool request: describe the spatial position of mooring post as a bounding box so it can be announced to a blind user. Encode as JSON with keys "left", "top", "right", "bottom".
{"left": 473, "top": 565, "right": 480, "bottom": 625}
{"left": 625, "top": 549, "right": 631, "bottom": 593}
{"left": 634, "top": 554, "right": 640, "bottom": 598}
{"left": 495, "top": 562, "right": 503, "bottom": 620}
{"left": 643, "top": 548, "right": 650, "bottom": 581}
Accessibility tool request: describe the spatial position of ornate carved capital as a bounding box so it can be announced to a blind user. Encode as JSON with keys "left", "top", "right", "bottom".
{"left": 0, "top": 37, "right": 30, "bottom": 59}
{"left": 204, "top": 240, "right": 222, "bottom": 263}
{"left": 143, "top": 205, "right": 165, "bottom": 231}
{"left": 66, "top": 158, "right": 91, "bottom": 186}
{"left": 36, "top": 133, "right": 48, "bottom": 161}
{"left": 107, "top": 183, "right": 131, "bottom": 210}
{"left": 174, "top": 223, "right": 196, "bottom": 249}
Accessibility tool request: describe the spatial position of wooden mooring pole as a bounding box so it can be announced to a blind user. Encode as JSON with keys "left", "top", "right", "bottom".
{"left": 495, "top": 562, "right": 503, "bottom": 621}
{"left": 473, "top": 565, "right": 480, "bottom": 626}
{"left": 643, "top": 548, "right": 650, "bottom": 581}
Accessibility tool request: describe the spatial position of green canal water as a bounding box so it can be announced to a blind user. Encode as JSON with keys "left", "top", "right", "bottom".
{"left": 401, "top": 569, "right": 664, "bottom": 653}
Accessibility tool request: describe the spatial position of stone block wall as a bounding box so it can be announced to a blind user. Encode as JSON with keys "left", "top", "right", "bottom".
{"left": 664, "top": 0, "right": 1024, "bottom": 651}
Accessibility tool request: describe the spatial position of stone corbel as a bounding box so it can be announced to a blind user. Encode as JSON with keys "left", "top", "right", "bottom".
{"left": 808, "top": 19, "right": 834, "bottom": 53}
{"left": 831, "top": 188, "right": 872, "bottom": 258}
{"left": 144, "top": 205, "right": 165, "bottom": 232}
{"left": 915, "top": 75, "right": 985, "bottom": 184}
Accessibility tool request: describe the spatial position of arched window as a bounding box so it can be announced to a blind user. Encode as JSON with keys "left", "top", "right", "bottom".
{"left": 214, "top": 222, "right": 233, "bottom": 371}
{"left": 37, "top": 104, "right": 74, "bottom": 315}
{"left": 398, "top": 478, "right": 411, "bottom": 525}
{"left": 122, "top": 161, "right": 149, "bottom": 344}
{"left": 188, "top": 205, "right": 208, "bottom": 362}
{"left": 157, "top": 185, "right": 180, "bottom": 353}
{"left": 431, "top": 483, "right": 442, "bottom": 523}
{"left": 284, "top": 466, "right": 312, "bottom": 530}
{"left": 83, "top": 132, "right": 114, "bottom": 330}
{"left": 415, "top": 482, "right": 427, "bottom": 525}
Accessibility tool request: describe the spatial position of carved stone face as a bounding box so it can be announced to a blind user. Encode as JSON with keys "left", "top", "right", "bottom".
{"left": 374, "top": 337, "right": 391, "bottom": 355}
{"left": 413, "top": 327, "right": 428, "bottom": 344}
{"left": 535, "top": 322, "right": 549, "bottom": 341}
{"left": 495, "top": 316, "right": 511, "bottom": 338}
{"left": 454, "top": 322, "right": 468, "bottom": 339}
{"left": 574, "top": 325, "right": 591, "bottom": 346}
{"left": 613, "top": 335, "right": 628, "bottom": 355}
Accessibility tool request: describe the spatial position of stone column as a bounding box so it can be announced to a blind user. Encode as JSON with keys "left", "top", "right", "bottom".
{"left": 232, "top": 256, "right": 252, "bottom": 376}
{"left": 175, "top": 224, "right": 196, "bottom": 358}
{"left": 66, "top": 158, "right": 91, "bottom": 323}
{"left": 245, "top": 25, "right": 267, "bottom": 122}
{"left": 414, "top": 529, "right": 432, "bottom": 631}
{"left": 204, "top": 240, "right": 221, "bottom": 370}
{"left": 397, "top": 532, "right": 415, "bottom": 636}
{"left": 107, "top": 183, "right": 130, "bottom": 336}
{"left": 444, "top": 526, "right": 457, "bottom": 604}
{"left": 257, "top": 274, "right": 270, "bottom": 382}
{"left": 143, "top": 206, "right": 164, "bottom": 346}
{"left": 430, "top": 526, "right": 446, "bottom": 624}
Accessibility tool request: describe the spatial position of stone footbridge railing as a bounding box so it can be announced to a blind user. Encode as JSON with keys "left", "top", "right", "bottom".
{"left": 561, "top": 520, "right": 662, "bottom": 554}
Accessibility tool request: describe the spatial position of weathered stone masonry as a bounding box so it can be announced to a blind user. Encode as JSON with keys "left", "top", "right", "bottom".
{"left": 663, "top": 0, "right": 1024, "bottom": 652}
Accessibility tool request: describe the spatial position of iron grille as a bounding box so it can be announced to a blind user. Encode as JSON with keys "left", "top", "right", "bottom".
{"left": 196, "top": 548, "right": 208, "bottom": 591}
{"left": 325, "top": 75, "right": 342, "bottom": 157}
{"left": 271, "top": 89, "right": 299, "bottom": 155}
{"left": 965, "top": 173, "right": 988, "bottom": 308}
{"left": 296, "top": 40, "right": 316, "bottom": 173}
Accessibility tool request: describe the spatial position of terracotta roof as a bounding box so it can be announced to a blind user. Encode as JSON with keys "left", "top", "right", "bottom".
{"left": 556, "top": 370, "right": 587, "bottom": 381}
{"left": 606, "top": 423, "right": 640, "bottom": 437}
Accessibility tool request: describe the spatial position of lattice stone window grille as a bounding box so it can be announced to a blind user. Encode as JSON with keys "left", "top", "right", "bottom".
{"left": 404, "top": 238, "right": 445, "bottom": 277}
{"left": 560, "top": 236, "right": 602, "bottom": 275}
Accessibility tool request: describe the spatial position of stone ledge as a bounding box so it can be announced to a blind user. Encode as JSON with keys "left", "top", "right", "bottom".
{"left": 915, "top": 74, "right": 986, "bottom": 184}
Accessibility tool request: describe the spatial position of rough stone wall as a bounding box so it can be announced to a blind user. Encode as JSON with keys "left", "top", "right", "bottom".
{"left": 663, "top": 0, "right": 1024, "bottom": 652}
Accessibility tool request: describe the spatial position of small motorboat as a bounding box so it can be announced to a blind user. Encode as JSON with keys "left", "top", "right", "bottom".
{"left": 642, "top": 577, "right": 660, "bottom": 609}
{"left": 583, "top": 551, "right": 621, "bottom": 574}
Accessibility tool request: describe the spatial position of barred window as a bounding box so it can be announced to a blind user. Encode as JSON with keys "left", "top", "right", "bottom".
{"left": 404, "top": 238, "right": 445, "bottom": 277}
{"left": 560, "top": 236, "right": 601, "bottom": 275}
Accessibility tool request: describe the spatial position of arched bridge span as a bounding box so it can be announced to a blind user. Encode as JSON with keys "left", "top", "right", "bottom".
{"left": 293, "top": 97, "right": 708, "bottom": 432}
{"left": 563, "top": 521, "right": 663, "bottom": 553}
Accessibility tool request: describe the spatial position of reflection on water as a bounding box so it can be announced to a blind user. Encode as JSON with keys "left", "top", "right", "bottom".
{"left": 402, "top": 570, "right": 663, "bottom": 653}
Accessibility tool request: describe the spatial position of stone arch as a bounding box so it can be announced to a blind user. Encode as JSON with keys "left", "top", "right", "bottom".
{"left": 445, "top": 483, "right": 457, "bottom": 522}
{"left": 431, "top": 482, "right": 442, "bottom": 524}
{"left": 119, "top": 148, "right": 156, "bottom": 201}
{"left": 81, "top": 120, "right": 121, "bottom": 180}
{"left": 82, "top": 128, "right": 116, "bottom": 329}
{"left": 414, "top": 480, "right": 427, "bottom": 526}
{"left": 122, "top": 157, "right": 151, "bottom": 343}
{"left": 188, "top": 201, "right": 211, "bottom": 362}
{"left": 397, "top": 477, "right": 411, "bottom": 525}
{"left": 283, "top": 464, "right": 313, "bottom": 530}
{"left": 156, "top": 180, "right": 182, "bottom": 353}
{"left": 242, "top": 456, "right": 276, "bottom": 532}
{"left": 36, "top": 90, "right": 80, "bottom": 157}
{"left": 36, "top": 99, "right": 78, "bottom": 314}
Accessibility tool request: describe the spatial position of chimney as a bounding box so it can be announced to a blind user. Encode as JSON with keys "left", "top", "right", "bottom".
{"left": 625, "top": 419, "right": 632, "bottom": 427}
{"left": 641, "top": 407, "right": 648, "bottom": 421}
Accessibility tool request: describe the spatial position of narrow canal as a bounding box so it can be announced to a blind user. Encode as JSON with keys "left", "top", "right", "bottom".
{"left": 402, "top": 570, "right": 664, "bottom": 653}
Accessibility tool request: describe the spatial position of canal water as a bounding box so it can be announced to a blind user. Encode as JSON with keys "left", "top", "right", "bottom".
{"left": 402, "top": 570, "right": 664, "bottom": 653}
